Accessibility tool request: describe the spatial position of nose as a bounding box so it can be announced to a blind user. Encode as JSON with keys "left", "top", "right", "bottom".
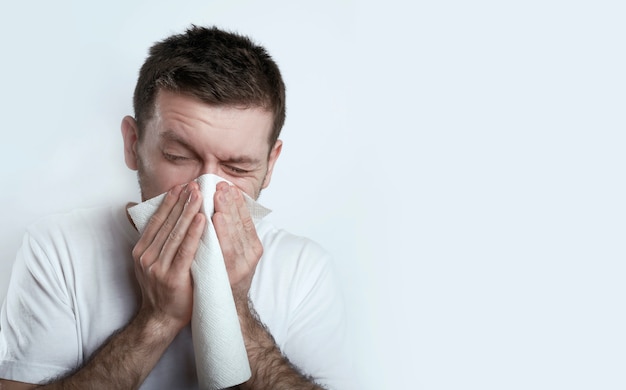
{"left": 200, "top": 161, "right": 221, "bottom": 178}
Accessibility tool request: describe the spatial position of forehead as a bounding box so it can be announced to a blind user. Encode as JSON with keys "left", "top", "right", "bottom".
{"left": 149, "top": 91, "right": 274, "bottom": 153}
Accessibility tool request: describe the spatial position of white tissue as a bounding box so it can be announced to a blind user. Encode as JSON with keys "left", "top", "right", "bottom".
{"left": 127, "top": 174, "right": 271, "bottom": 390}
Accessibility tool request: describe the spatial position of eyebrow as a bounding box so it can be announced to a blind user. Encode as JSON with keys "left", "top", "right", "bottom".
{"left": 160, "top": 130, "right": 194, "bottom": 150}
{"left": 159, "top": 130, "right": 262, "bottom": 165}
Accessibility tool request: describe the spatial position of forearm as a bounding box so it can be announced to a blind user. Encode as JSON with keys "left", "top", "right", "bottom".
{"left": 38, "top": 310, "right": 179, "bottom": 390}
{"left": 237, "top": 300, "right": 325, "bottom": 390}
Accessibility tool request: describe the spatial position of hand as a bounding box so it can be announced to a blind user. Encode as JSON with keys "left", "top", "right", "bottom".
{"left": 131, "top": 182, "right": 206, "bottom": 331}
{"left": 213, "top": 182, "right": 263, "bottom": 305}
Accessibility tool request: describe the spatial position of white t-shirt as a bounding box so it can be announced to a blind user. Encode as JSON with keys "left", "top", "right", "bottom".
{"left": 0, "top": 205, "right": 350, "bottom": 389}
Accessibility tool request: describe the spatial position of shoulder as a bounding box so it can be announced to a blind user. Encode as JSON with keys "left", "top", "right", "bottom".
{"left": 257, "top": 220, "right": 330, "bottom": 260}
{"left": 256, "top": 219, "right": 333, "bottom": 273}
{"left": 25, "top": 204, "right": 135, "bottom": 245}
{"left": 253, "top": 219, "right": 339, "bottom": 307}
{"left": 18, "top": 204, "right": 137, "bottom": 277}
{"left": 27, "top": 205, "right": 120, "bottom": 233}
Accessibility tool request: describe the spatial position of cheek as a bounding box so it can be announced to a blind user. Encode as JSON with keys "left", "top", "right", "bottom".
{"left": 139, "top": 159, "right": 198, "bottom": 197}
{"left": 227, "top": 177, "right": 260, "bottom": 199}
{"left": 158, "top": 164, "right": 200, "bottom": 189}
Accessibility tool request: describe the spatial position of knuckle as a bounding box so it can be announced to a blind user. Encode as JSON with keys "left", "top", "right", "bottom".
{"left": 168, "top": 229, "right": 181, "bottom": 243}
{"left": 139, "top": 254, "right": 150, "bottom": 270}
{"left": 146, "top": 214, "right": 164, "bottom": 230}
{"left": 235, "top": 219, "right": 245, "bottom": 233}
{"left": 148, "top": 262, "right": 166, "bottom": 278}
{"left": 176, "top": 243, "right": 191, "bottom": 259}
{"left": 131, "top": 246, "right": 142, "bottom": 261}
{"left": 242, "top": 215, "right": 255, "bottom": 230}
{"left": 252, "top": 240, "right": 263, "bottom": 259}
{"left": 161, "top": 218, "right": 173, "bottom": 232}
{"left": 138, "top": 249, "right": 155, "bottom": 270}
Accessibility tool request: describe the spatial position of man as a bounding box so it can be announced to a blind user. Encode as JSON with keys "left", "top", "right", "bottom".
{"left": 0, "top": 26, "right": 348, "bottom": 389}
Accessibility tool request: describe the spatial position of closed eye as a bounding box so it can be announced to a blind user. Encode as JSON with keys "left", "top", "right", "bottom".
{"left": 163, "top": 153, "right": 191, "bottom": 162}
{"left": 224, "top": 165, "right": 250, "bottom": 174}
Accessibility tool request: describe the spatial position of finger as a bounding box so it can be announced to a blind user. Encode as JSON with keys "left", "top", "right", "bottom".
{"left": 213, "top": 188, "right": 263, "bottom": 292}
{"left": 157, "top": 183, "right": 204, "bottom": 270}
{"left": 215, "top": 184, "right": 242, "bottom": 230}
{"left": 230, "top": 187, "right": 263, "bottom": 262}
{"left": 213, "top": 184, "right": 242, "bottom": 254}
{"left": 213, "top": 185, "right": 259, "bottom": 263}
{"left": 212, "top": 211, "right": 240, "bottom": 269}
{"left": 214, "top": 181, "right": 231, "bottom": 214}
{"left": 231, "top": 186, "right": 256, "bottom": 236}
{"left": 170, "top": 212, "right": 206, "bottom": 275}
{"left": 149, "top": 183, "right": 193, "bottom": 253}
{"left": 139, "top": 183, "right": 193, "bottom": 271}
{"left": 132, "top": 184, "right": 184, "bottom": 265}
{"left": 225, "top": 185, "right": 257, "bottom": 252}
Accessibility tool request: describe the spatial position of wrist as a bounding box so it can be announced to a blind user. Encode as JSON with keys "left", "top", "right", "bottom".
{"left": 134, "top": 307, "right": 185, "bottom": 343}
{"left": 233, "top": 288, "right": 252, "bottom": 314}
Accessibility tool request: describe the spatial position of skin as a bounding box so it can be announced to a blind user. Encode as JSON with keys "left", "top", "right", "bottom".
{"left": 0, "top": 91, "right": 323, "bottom": 389}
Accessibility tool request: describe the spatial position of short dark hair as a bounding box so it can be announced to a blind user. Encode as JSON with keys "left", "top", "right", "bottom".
{"left": 133, "top": 25, "right": 286, "bottom": 148}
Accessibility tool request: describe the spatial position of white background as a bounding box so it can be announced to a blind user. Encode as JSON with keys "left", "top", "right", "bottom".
{"left": 1, "top": 1, "right": 625, "bottom": 389}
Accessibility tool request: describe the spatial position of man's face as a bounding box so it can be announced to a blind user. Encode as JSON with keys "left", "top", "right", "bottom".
{"left": 122, "top": 90, "right": 282, "bottom": 201}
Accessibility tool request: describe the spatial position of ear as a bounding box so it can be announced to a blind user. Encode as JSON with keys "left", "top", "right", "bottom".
{"left": 121, "top": 116, "right": 140, "bottom": 171}
{"left": 262, "top": 139, "right": 283, "bottom": 189}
